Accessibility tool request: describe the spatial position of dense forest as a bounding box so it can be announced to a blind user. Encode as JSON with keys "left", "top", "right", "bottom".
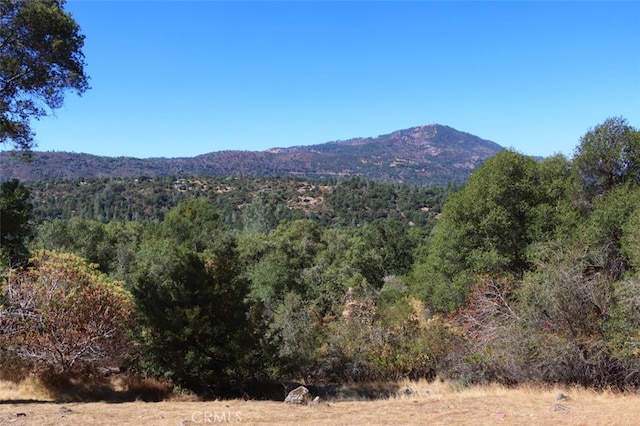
{"left": 1, "top": 117, "right": 640, "bottom": 398}
{"left": 22, "top": 175, "right": 451, "bottom": 228}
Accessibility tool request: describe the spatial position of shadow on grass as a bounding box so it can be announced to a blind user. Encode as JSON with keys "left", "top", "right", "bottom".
{"left": 235, "top": 380, "right": 403, "bottom": 402}
{"left": 0, "top": 399, "right": 56, "bottom": 405}
{"left": 3, "top": 374, "right": 407, "bottom": 403}
{"left": 37, "top": 373, "right": 172, "bottom": 403}
{"left": 310, "top": 381, "right": 403, "bottom": 401}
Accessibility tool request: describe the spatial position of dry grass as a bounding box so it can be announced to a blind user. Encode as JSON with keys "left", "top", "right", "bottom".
{"left": 1, "top": 378, "right": 638, "bottom": 425}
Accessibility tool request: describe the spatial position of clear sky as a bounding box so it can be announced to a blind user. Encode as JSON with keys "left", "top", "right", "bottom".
{"left": 26, "top": 1, "right": 640, "bottom": 159}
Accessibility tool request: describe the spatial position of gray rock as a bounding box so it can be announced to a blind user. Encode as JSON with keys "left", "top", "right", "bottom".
{"left": 550, "top": 403, "right": 571, "bottom": 412}
{"left": 284, "top": 386, "right": 311, "bottom": 405}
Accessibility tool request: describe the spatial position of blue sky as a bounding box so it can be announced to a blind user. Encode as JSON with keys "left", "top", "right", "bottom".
{"left": 28, "top": 1, "right": 640, "bottom": 159}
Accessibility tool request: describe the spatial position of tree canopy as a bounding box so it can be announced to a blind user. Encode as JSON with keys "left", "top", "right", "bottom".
{"left": 0, "top": 0, "right": 88, "bottom": 151}
{"left": 0, "top": 179, "right": 33, "bottom": 266}
{"left": 409, "top": 150, "right": 568, "bottom": 311}
{"left": 573, "top": 117, "right": 640, "bottom": 199}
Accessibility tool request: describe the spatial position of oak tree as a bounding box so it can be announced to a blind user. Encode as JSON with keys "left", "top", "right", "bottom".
{"left": 0, "top": 0, "right": 88, "bottom": 151}
{"left": 410, "top": 150, "right": 567, "bottom": 312}
{"left": 573, "top": 117, "right": 640, "bottom": 199}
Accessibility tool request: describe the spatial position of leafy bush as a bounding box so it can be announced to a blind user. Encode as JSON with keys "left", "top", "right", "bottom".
{"left": 0, "top": 250, "right": 135, "bottom": 375}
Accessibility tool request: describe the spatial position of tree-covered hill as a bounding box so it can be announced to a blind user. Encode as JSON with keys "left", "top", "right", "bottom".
{"left": 0, "top": 124, "right": 503, "bottom": 185}
{"left": 24, "top": 175, "right": 450, "bottom": 229}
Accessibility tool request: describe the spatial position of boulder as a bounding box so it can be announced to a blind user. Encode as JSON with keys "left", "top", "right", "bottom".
{"left": 284, "top": 386, "right": 311, "bottom": 405}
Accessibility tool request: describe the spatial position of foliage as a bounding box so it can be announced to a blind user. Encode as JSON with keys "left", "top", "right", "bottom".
{"left": 149, "top": 198, "right": 221, "bottom": 252}
{"left": 573, "top": 117, "right": 640, "bottom": 200}
{"left": 34, "top": 217, "right": 112, "bottom": 271}
{"left": 410, "top": 150, "right": 564, "bottom": 312}
{"left": 622, "top": 200, "right": 640, "bottom": 271}
{"left": 3, "top": 117, "right": 640, "bottom": 394}
{"left": 0, "top": 250, "right": 135, "bottom": 374}
{"left": 0, "top": 0, "right": 89, "bottom": 151}
{"left": 533, "top": 154, "right": 581, "bottom": 237}
{"left": 450, "top": 238, "right": 640, "bottom": 389}
{"left": 582, "top": 185, "right": 640, "bottom": 279}
{"left": 239, "top": 216, "right": 436, "bottom": 383}
{"left": 244, "top": 219, "right": 322, "bottom": 308}
{"left": 357, "top": 218, "right": 416, "bottom": 277}
{"left": 0, "top": 179, "right": 33, "bottom": 266}
{"left": 262, "top": 291, "right": 324, "bottom": 378}
{"left": 407, "top": 117, "right": 640, "bottom": 389}
{"left": 32, "top": 217, "right": 143, "bottom": 286}
{"left": 22, "top": 176, "right": 447, "bottom": 232}
{"left": 519, "top": 241, "right": 612, "bottom": 342}
{"left": 320, "top": 296, "right": 460, "bottom": 382}
{"left": 131, "top": 204, "right": 252, "bottom": 395}
{"left": 604, "top": 275, "right": 640, "bottom": 384}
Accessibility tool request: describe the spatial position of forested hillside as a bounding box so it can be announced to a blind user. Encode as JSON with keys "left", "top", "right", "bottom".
{"left": 23, "top": 176, "right": 451, "bottom": 228}
{"left": 0, "top": 124, "right": 503, "bottom": 185}
{"left": 2, "top": 117, "right": 640, "bottom": 399}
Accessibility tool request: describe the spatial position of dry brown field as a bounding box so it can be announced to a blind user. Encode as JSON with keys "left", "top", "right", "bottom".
{"left": 1, "top": 378, "right": 638, "bottom": 425}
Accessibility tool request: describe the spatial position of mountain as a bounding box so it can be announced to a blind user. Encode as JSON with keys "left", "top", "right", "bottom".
{"left": 0, "top": 124, "right": 504, "bottom": 185}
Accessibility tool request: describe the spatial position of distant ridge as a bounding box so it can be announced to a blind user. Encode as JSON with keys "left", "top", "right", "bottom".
{"left": 0, "top": 124, "right": 504, "bottom": 185}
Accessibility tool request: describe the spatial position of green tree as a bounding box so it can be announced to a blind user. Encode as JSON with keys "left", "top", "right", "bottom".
{"left": 33, "top": 217, "right": 117, "bottom": 274}
{"left": 1, "top": 0, "right": 89, "bottom": 151}
{"left": 603, "top": 275, "right": 640, "bottom": 387}
{"left": 244, "top": 219, "right": 323, "bottom": 309}
{"left": 622, "top": 199, "right": 640, "bottom": 272}
{"left": 263, "top": 291, "right": 323, "bottom": 379}
{"left": 103, "top": 220, "right": 143, "bottom": 287}
{"left": 306, "top": 227, "right": 373, "bottom": 309}
{"left": 410, "top": 150, "right": 564, "bottom": 312}
{"left": 0, "top": 179, "right": 33, "bottom": 266}
{"left": 573, "top": 117, "right": 640, "bottom": 200}
{"left": 534, "top": 154, "right": 581, "bottom": 237}
{"left": 132, "top": 202, "right": 252, "bottom": 395}
{"left": 151, "top": 199, "right": 220, "bottom": 253}
{"left": 581, "top": 185, "right": 640, "bottom": 279}
{"left": 132, "top": 236, "right": 251, "bottom": 395}
{"left": 358, "top": 218, "right": 416, "bottom": 277}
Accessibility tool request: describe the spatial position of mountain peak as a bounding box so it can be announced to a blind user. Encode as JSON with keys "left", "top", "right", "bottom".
{"left": 1, "top": 124, "right": 504, "bottom": 185}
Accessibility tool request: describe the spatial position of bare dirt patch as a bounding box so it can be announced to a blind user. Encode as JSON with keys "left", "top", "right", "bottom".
{"left": 1, "top": 379, "right": 638, "bottom": 425}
